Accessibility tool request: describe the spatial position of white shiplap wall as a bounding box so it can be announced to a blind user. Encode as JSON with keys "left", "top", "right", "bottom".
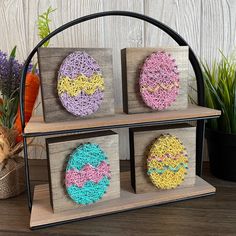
{"left": 0, "top": 0, "right": 234, "bottom": 159}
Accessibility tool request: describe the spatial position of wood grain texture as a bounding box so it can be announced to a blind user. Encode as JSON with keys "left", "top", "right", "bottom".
{"left": 0, "top": 0, "right": 28, "bottom": 60}
{"left": 38, "top": 47, "right": 115, "bottom": 122}
{"left": 144, "top": 0, "right": 201, "bottom": 54}
{"left": 121, "top": 47, "right": 189, "bottom": 113}
{"left": 46, "top": 130, "right": 120, "bottom": 213}
{"left": 24, "top": 105, "right": 221, "bottom": 134}
{"left": 29, "top": 159, "right": 48, "bottom": 181}
{"left": 23, "top": 0, "right": 105, "bottom": 58}
{"left": 30, "top": 173, "right": 215, "bottom": 228}
{"left": 0, "top": 163, "right": 236, "bottom": 235}
{"left": 130, "top": 124, "right": 196, "bottom": 193}
{"left": 201, "top": 0, "right": 236, "bottom": 65}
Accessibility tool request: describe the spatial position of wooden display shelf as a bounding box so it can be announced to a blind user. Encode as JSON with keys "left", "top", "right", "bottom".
{"left": 25, "top": 105, "right": 220, "bottom": 136}
{"left": 30, "top": 172, "right": 215, "bottom": 229}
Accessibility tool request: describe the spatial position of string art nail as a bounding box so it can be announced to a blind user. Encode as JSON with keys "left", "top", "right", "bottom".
{"left": 57, "top": 51, "right": 105, "bottom": 117}
{"left": 65, "top": 143, "right": 111, "bottom": 205}
{"left": 139, "top": 51, "right": 180, "bottom": 110}
{"left": 147, "top": 134, "right": 188, "bottom": 189}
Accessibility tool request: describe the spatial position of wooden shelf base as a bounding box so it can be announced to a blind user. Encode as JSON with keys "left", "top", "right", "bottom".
{"left": 30, "top": 172, "right": 216, "bottom": 229}
{"left": 25, "top": 105, "right": 221, "bottom": 136}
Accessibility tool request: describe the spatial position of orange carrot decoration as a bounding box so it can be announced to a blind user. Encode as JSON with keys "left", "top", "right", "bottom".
{"left": 15, "top": 64, "right": 40, "bottom": 142}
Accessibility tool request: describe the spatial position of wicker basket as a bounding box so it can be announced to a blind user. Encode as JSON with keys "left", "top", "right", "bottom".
{"left": 0, "top": 157, "right": 25, "bottom": 199}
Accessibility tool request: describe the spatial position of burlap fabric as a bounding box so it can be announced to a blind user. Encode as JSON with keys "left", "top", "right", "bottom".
{"left": 0, "top": 157, "right": 25, "bottom": 199}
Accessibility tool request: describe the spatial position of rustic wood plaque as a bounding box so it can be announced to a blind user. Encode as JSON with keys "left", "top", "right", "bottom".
{"left": 46, "top": 130, "right": 120, "bottom": 213}
{"left": 38, "top": 48, "right": 115, "bottom": 123}
{"left": 121, "top": 47, "right": 189, "bottom": 114}
{"left": 130, "top": 124, "right": 196, "bottom": 193}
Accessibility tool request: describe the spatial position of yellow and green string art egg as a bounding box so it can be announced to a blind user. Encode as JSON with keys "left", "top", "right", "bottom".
{"left": 147, "top": 134, "right": 188, "bottom": 189}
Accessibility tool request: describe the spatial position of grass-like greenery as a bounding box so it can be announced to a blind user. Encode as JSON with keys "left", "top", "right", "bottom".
{"left": 202, "top": 52, "right": 236, "bottom": 134}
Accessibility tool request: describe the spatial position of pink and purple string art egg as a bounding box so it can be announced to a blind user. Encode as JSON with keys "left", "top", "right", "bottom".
{"left": 139, "top": 51, "right": 180, "bottom": 110}
{"left": 57, "top": 51, "right": 105, "bottom": 117}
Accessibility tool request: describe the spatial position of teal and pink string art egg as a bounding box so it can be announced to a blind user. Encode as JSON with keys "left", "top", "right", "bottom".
{"left": 139, "top": 51, "right": 180, "bottom": 110}
{"left": 65, "top": 143, "right": 111, "bottom": 205}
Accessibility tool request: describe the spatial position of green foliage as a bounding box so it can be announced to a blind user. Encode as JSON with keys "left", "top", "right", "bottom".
{"left": 0, "top": 46, "right": 22, "bottom": 129}
{"left": 202, "top": 52, "right": 236, "bottom": 134}
{"left": 10, "top": 46, "right": 17, "bottom": 58}
{"left": 37, "top": 6, "right": 56, "bottom": 47}
{"left": 0, "top": 91, "right": 19, "bottom": 129}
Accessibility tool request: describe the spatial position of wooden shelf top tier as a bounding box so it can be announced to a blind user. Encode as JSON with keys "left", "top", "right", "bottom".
{"left": 24, "top": 105, "right": 221, "bottom": 136}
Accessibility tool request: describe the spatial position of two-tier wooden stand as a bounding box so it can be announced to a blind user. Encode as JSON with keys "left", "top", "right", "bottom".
{"left": 19, "top": 11, "right": 221, "bottom": 229}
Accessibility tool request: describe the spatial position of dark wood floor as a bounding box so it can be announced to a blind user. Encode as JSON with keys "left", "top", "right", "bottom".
{"left": 0, "top": 162, "right": 236, "bottom": 236}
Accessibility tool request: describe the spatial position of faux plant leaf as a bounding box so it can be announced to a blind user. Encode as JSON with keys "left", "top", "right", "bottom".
{"left": 10, "top": 46, "right": 17, "bottom": 58}
{"left": 231, "top": 75, "right": 236, "bottom": 133}
{"left": 201, "top": 52, "right": 236, "bottom": 134}
{"left": 37, "top": 6, "right": 56, "bottom": 47}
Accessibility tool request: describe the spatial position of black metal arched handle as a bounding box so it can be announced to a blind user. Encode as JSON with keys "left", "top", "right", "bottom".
{"left": 19, "top": 10, "right": 204, "bottom": 130}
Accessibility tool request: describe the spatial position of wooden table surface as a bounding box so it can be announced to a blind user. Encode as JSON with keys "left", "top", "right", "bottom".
{"left": 0, "top": 163, "right": 236, "bottom": 236}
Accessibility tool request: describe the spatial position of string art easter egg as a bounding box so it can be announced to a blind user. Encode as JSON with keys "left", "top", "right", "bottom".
{"left": 65, "top": 143, "right": 111, "bottom": 205}
{"left": 139, "top": 51, "right": 180, "bottom": 110}
{"left": 57, "top": 51, "right": 105, "bottom": 117}
{"left": 147, "top": 134, "right": 188, "bottom": 189}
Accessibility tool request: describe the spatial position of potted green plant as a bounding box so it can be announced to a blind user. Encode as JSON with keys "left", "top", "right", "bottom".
{"left": 202, "top": 52, "right": 236, "bottom": 181}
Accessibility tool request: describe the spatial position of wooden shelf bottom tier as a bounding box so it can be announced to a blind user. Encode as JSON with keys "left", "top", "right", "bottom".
{"left": 30, "top": 172, "right": 216, "bottom": 229}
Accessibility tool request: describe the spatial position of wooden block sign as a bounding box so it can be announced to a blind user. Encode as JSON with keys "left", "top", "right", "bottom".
{"left": 38, "top": 48, "right": 115, "bottom": 122}
{"left": 129, "top": 124, "right": 196, "bottom": 193}
{"left": 121, "top": 47, "right": 189, "bottom": 114}
{"left": 46, "top": 130, "right": 120, "bottom": 213}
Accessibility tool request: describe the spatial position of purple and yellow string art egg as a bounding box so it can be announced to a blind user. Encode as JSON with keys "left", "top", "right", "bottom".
{"left": 57, "top": 51, "right": 105, "bottom": 117}
{"left": 139, "top": 51, "right": 180, "bottom": 110}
